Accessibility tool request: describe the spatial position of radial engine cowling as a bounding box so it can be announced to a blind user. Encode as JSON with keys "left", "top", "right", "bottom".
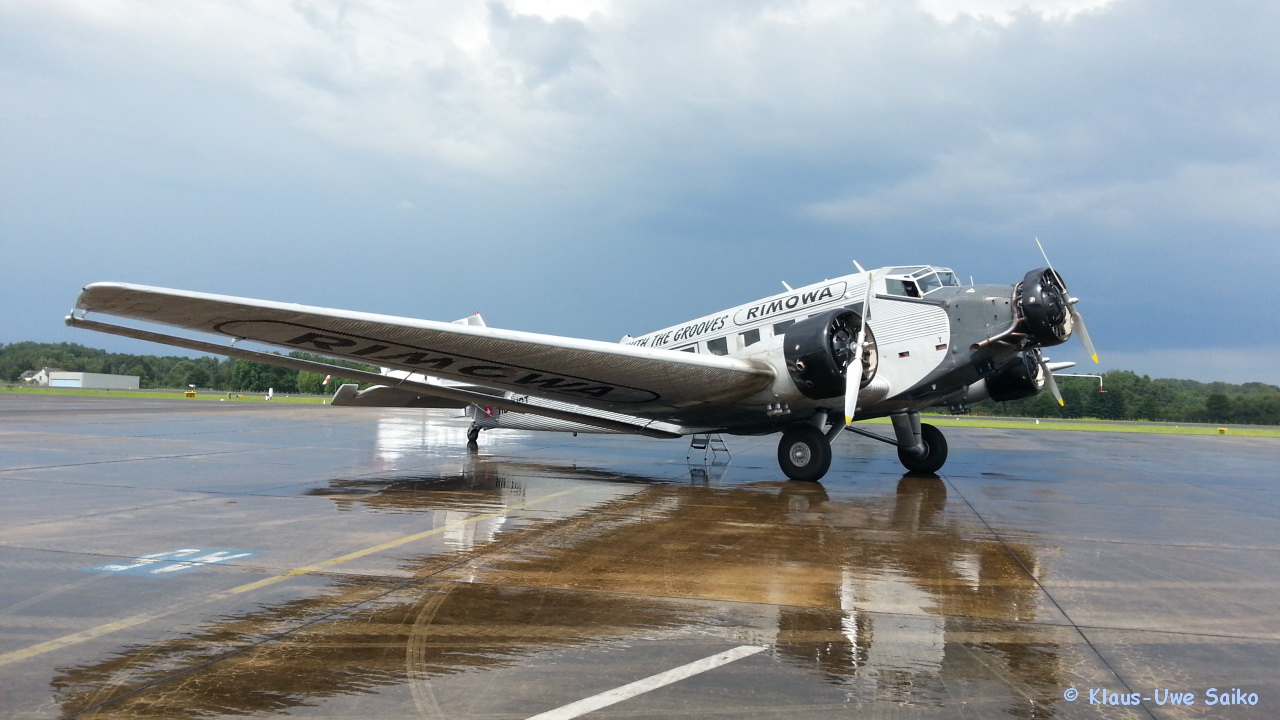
{"left": 986, "top": 352, "right": 1046, "bottom": 402}
{"left": 783, "top": 308, "right": 877, "bottom": 400}
{"left": 1018, "top": 267, "right": 1072, "bottom": 347}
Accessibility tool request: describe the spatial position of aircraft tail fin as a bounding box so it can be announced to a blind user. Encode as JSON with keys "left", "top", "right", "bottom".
{"left": 452, "top": 312, "right": 486, "bottom": 327}
{"left": 374, "top": 312, "right": 487, "bottom": 381}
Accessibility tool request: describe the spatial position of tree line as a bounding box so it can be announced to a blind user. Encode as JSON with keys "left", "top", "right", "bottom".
{"left": 972, "top": 369, "right": 1280, "bottom": 425}
{"left": 3, "top": 342, "right": 1278, "bottom": 424}
{"left": 0, "top": 342, "right": 373, "bottom": 394}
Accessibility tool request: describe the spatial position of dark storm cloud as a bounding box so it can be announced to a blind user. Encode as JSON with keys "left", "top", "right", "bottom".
{"left": 2, "top": 0, "right": 1277, "bottom": 381}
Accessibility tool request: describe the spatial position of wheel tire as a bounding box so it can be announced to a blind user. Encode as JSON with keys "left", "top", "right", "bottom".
{"left": 897, "top": 422, "right": 948, "bottom": 474}
{"left": 778, "top": 424, "right": 833, "bottom": 482}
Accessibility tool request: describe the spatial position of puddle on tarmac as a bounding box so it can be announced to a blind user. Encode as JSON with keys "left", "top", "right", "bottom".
{"left": 51, "top": 462, "right": 1084, "bottom": 719}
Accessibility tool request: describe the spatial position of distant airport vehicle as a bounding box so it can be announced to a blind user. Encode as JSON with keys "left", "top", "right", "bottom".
{"left": 67, "top": 252, "right": 1096, "bottom": 482}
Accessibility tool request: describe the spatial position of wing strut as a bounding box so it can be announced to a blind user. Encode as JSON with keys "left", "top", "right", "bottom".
{"left": 64, "top": 315, "right": 683, "bottom": 439}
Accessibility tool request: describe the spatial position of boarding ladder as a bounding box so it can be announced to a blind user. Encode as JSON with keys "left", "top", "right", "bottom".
{"left": 687, "top": 432, "right": 730, "bottom": 464}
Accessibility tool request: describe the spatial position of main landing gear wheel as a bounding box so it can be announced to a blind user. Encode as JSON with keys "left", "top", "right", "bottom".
{"left": 466, "top": 424, "right": 480, "bottom": 452}
{"left": 897, "top": 423, "right": 948, "bottom": 474}
{"left": 778, "top": 424, "right": 832, "bottom": 482}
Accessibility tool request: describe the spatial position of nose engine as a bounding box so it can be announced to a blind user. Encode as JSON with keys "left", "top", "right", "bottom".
{"left": 1017, "top": 267, "right": 1072, "bottom": 346}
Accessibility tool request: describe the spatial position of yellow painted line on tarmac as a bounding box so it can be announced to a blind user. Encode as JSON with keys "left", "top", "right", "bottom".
{"left": 0, "top": 613, "right": 162, "bottom": 667}
{"left": 0, "top": 488, "right": 578, "bottom": 667}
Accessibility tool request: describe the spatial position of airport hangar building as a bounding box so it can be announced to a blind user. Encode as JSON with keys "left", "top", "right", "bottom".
{"left": 46, "top": 372, "right": 140, "bottom": 390}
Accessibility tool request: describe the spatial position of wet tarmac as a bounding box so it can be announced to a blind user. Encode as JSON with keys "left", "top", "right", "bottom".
{"left": 1, "top": 394, "right": 1277, "bottom": 719}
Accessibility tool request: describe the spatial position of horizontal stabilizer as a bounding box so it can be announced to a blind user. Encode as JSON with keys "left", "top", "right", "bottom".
{"left": 330, "top": 384, "right": 471, "bottom": 409}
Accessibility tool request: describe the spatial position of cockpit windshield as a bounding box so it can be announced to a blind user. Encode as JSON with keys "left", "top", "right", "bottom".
{"left": 917, "top": 273, "right": 942, "bottom": 295}
{"left": 882, "top": 266, "right": 961, "bottom": 297}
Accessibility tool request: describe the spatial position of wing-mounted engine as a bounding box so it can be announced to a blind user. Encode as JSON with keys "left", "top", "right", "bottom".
{"left": 783, "top": 308, "right": 878, "bottom": 399}
{"left": 984, "top": 351, "right": 1046, "bottom": 401}
{"left": 1017, "top": 267, "right": 1072, "bottom": 347}
{"left": 955, "top": 351, "right": 1046, "bottom": 405}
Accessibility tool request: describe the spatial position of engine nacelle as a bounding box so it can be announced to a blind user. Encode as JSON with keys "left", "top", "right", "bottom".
{"left": 985, "top": 352, "right": 1046, "bottom": 402}
{"left": 1017, "top": 267, "right": 1072, "bottom": 347}
{"left": 782, "top": 308, "right": 877, "bottom": 400}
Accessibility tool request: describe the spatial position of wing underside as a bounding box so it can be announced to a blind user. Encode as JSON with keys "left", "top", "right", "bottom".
{"left": 70, "top": 283, "right": 775, "bottom": 418}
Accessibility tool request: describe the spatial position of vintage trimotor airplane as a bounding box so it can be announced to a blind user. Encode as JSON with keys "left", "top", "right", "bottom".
{"left": 66, "top": 252, "right": 1096, "bottom": 482}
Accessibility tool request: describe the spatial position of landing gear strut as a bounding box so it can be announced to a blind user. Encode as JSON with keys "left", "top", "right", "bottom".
{"left": 787, "top": 410, "right": 950, "bottom": 481}
{"left": 897, "top": 423, "right": 947, "bottom": 474}
{"left": 777, "top": 424, "right": 832, "bottom": 482}
{"left": 890, "top": 412, "right": 948, "bottom": 474}
{"left": 466, "top": 423, "right": 480, "bottom": 452}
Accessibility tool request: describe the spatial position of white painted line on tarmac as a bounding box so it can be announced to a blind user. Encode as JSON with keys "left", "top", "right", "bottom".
{"left": 524, "top": 644, "right": 767, "bottom": 720}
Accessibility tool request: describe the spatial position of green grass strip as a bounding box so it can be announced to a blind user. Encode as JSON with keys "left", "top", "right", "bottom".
{"left": 2, "top": 386, "right": 328, "bottom": 404}
{"left": 910, "top": 415, "right": 1280, "bottom": 437}
{"left": 6, "top": 386, "right": 1278, "bottom": 435}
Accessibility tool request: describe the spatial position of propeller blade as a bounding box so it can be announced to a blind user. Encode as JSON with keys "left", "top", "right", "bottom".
{"left": 1039, "top": 354, "right": 1064, "bottom": 406}
{"left": 1035, "top": 236, "right": 1057, "bottom": 276}
{"left": 843, "top": 355, "right": 861, "bottom": 426}
{"left": 1071, "top": 306, "right": 1098, "bottom": 364}
{"left": 1036, "top": 236, "right": 1099, "bottom": 364}
{"left": 845, "top": 273, "right": 875, "bottom": 426}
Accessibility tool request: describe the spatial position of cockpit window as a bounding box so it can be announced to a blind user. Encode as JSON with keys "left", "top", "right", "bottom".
{"left": 917, "top": 273, "right": 942, "bottom": 295}
{"left": 883, "top": 266, "right": 960, "bottom": 297}
{"left": 885, "top": 279, "right": 920, "bottom": 298}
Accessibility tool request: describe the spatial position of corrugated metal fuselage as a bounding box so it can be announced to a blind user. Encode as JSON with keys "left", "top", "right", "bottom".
{"left": 476, "top": 271, "right": 1025, "bottom": 436}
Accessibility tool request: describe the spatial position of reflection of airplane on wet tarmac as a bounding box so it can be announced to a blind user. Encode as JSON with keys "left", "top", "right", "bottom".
{"left": 67, "top": 249, "right": 1095, "bottom": 482}
{"left": 51, "top": 465, "right": 1065, "bottom": 719}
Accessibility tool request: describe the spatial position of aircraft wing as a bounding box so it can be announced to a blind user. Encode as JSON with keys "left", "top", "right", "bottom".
{"left": 70, "top": 283, "right": 775, "bottom": 415}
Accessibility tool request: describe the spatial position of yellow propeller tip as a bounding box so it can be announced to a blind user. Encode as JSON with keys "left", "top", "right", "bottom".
{"left": 1091, "top": 354, "right": 1099, "bottom": 363}
{"left": 1057, "top": 398, "right": 1065, "bottom": 406}
{"left": 845, "top": 416, "right": 853, "bottom": 426}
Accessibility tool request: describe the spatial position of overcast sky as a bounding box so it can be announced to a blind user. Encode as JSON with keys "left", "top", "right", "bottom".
{"left": 3, "top": 0, "right": 1277, "bottom": 383}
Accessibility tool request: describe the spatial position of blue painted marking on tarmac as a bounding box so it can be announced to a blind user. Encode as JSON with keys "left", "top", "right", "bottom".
{"left": 88, "top": 548, "right": 261, "bottom": 577}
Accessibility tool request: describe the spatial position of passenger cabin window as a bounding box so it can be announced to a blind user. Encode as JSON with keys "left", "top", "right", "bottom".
{"left": 677, "top": 345, "right": 696, "bottom": 353}
{"left": 740, "top": 328, "right": 761, "bottom": 348}
{"left": 706, "top": 337, "right": 729, "bottom": 356}
{"left": 773, "top": 319, "right": 795, "bottom": 335}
